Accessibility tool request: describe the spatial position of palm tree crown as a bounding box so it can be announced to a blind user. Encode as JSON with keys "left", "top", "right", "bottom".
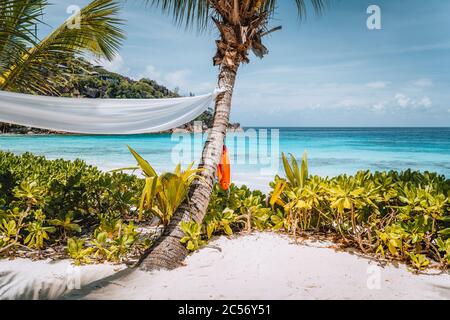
{"left": 146, "top": 0, "right": 327, "bottom": 67}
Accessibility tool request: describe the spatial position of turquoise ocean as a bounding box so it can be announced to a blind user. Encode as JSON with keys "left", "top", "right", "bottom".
{"left": 1, "top": 128, "right": 449, "bottom": 191}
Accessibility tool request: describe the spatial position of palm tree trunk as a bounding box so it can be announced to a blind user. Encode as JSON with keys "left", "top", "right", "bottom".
{"left": 140, "top": 63, "right": 239, "bottom": 271}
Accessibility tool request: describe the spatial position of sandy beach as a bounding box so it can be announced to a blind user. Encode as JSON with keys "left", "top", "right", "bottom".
{"left": 1, "top": 232, "right": 449, "bottom": 300}
{"left": 0, "top": 258, "right": 125, "bottom": 300}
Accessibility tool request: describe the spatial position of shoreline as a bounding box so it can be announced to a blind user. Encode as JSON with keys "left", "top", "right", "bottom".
{"left": 0, "top": 122, "right": 243, "bottom": 136}
{"left": 2, "top": 232, "right": 449, "bottom": 300}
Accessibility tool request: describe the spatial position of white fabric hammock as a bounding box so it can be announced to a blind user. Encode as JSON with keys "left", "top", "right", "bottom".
{"left": 0, "top": 90, "right": 217, "bottom": 134}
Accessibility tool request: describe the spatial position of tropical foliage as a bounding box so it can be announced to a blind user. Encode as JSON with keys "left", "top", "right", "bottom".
{"left": 180, "top": 153, "right": 450, "bottom": 270}
{"left": 0, "top": 0, "right": 125, "bottom": 95}
{"left": 56, "top": 58, "right": 179, "bottom": 99}
{"left": 1, "top": 150, "right": 449, "bottom": 270}
{"left": 0, "top": 149, "right": 202, "bottom": 264}
{"left": 0, "top": 151, "right": 146, "bottom": 262}
{"left": 121, "top": 146, "right": 202, "bottom": 223}
{"left": 146, "top": 0, "right": 326, "bottom": 66}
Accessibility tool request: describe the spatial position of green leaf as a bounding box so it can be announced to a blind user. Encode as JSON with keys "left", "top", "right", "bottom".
{"left": 281, "top": 153, "right": 296, "bottom": 186}
{"left": 270, "top": 180, "right": 286, "bottom": 207}
{"left": 301, "top": 151, "right": 309, "bottom": 185}
{"left": 290, "top": 154, "right": 301, "bottom": 187}
{"left": 128, "top": 146, "right": 157, "bottom": 178}
{"left": 206, "top": 223, "right": 215, "bottom": 239}
{"left": 223, "top": 224, "right": 233, "bottom": 236}
{"left": 438, "top": 228, "right": 450, "bottom": 236}
{"left": 187, "top": 241, "right": 195, "bottom": 251}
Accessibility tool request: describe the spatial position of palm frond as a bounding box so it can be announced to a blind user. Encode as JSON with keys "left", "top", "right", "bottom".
{"left": 145, "top": 0, "right": 210, "bottom": 31}
{"left": 0, "top": 0, "right": 44, "bottom": 77}
{"left": 145, "top": 0, "right": 328, "bottom": 32}
{"left": 1, "top": 0, "right": 126, "bottom": 95}
{"left": 292, "top": 0, "right": 328, "bottom": 19}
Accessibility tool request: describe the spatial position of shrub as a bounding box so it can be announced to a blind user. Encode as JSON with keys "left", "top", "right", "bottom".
{"left": 0, "top": 151, "right": 144, "bottom": 261}
{"left": 2, "top": 150, "right": 449, "bottom": 270}
{"left": 267, "top": 153, "right": 450, "bottom": 269}
{"left": 181, "top": 153, "right": 450, "bottom": 270}
{"left": 0, "top": 151, "right": 143, "bottom": 222}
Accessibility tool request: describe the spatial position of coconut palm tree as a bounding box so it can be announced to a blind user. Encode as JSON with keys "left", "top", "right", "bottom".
{"left": 0, "top": 0, "right": 125, "bottom": 95}
{"left": 140, "top": 0, "right": 328, "bottom": 270}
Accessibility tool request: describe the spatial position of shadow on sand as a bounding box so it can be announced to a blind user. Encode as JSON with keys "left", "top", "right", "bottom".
{"left": 59, "top": 267, "right": 137, "bottom": 300}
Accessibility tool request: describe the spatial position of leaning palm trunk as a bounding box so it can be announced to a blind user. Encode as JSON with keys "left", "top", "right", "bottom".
{"left": 140, "top": 63, "right": 239, "bottom": 270}
{"left": 140, "top": 0, "right": 326, "bottom": 271}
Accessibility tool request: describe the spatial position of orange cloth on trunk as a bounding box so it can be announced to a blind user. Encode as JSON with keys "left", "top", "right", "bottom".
{"left": 217, "top": 145, "right": 231, "bottom": 191}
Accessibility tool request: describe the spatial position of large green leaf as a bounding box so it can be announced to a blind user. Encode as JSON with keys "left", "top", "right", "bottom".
{"left": 282, "top": 153, "right": 296, "bottom": 186}
{"left": 128, "top": 146, "right": 157, "bottom": 178}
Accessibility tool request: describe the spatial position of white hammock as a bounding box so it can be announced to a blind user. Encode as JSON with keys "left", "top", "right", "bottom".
{"left": 0, "top": 90, "right": 217, "bottom": 134}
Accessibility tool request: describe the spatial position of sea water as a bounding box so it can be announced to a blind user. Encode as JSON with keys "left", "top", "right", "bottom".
{"left": 1, "top": 128, "right": 449, "bottom": 191}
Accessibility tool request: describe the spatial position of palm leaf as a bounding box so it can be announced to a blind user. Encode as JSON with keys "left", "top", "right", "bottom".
{"left": 301, "top": 151, "right": 309, "bottom": 185}
{"left": 128, "top": 146, "right": 158, "bottom": 178}
{"left": 139, "top": 176, "right": 157, "bottom": 220}
{"left": 270, "top": 180, "right": 286, "bottom": 207}
{"left": 282, "top": 152, "right": 296, "bottom": 186}
{"left": 1, "top": 0, "right": 125, "bottom": 94}
{"left": 145, "top": 0, "right": 328, "bottom": 32}
{"left": 0, "top": 0, "right": 44, "bottom": 82}
{"left": 289, "top": 153, "right": 302, "bottom": 187}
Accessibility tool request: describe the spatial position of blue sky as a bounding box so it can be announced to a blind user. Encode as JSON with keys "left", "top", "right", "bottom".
{"left": 42, "top": 0, "right": 450, "bottom": 126}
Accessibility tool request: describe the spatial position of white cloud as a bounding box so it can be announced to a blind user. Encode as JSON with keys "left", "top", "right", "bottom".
{"left": 395, "top": 93, "right": 411, "bottom": 108}
{"left": 142, "top": 65, "right": 161, "bottom": 79}
{"left": 418, "top": 96, "right": 432, "bottom": 108}
{"left": 394, "top": 93, "right": 432, "bottom": 109}
{"left": 138, "top": 65, "right": 214, "bottom": 94}
{"left": 139, "top": 65, "right": 189, "bottom": 89}
{"left": 371, "top": 103, "right": 386, "bottom": 113}
{"left": 164, "top": 69, "right": 192, "bottom": 89}
{"left": 366, "top": 81, "right": 390, "bottom": 89}
{"left": 90, "top": 54, "right": 129, "bottom": 74}
{"left": 336, "top": 99, "right": 360, "bottom": 108}
{"left": 413, "top": 78, "right": 433, "bottom": 87}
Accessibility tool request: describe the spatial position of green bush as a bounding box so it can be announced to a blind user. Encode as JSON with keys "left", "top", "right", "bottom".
{"left": 0, "top": 151, "right": 143, "bottom": 221}
{"left": 2, "top": 150, "right": 449, "bottom": 270}
{"left": 0, "top": 151, "right": 145, "bottom": 261}
{"left": 188, "top": 153, "right": 450, "bottom": 270}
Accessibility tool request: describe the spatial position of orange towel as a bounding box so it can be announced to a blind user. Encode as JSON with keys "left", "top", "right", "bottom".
{"left": 217, "top": 145, "right": 231, "bottom": 191}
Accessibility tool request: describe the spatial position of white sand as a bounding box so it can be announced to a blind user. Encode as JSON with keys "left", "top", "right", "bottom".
{"left": 1, "top": 232, "right": 449, "bottom": 300}
{"left": 0, "top": 258, "right": 125, "bottom": 299}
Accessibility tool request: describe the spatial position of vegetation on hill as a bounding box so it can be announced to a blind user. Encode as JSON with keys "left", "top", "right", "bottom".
{"left": 56, "top": 58, "right": 179, "bottom": 99}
